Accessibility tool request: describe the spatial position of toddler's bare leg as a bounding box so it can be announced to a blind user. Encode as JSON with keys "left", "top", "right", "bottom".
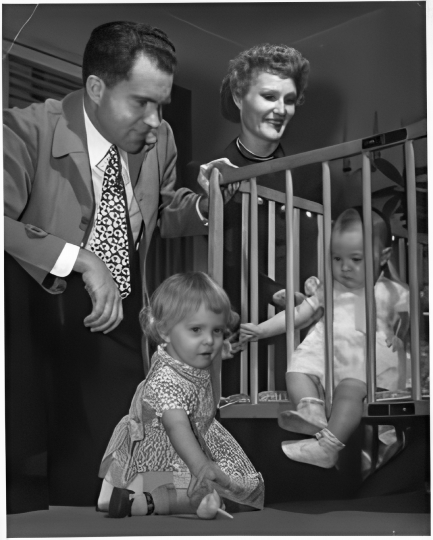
{"left": 327, "top": 378, "right": 367, "bottom": 443}
{"left": 97, "top": 479, "right": 114, "bottom": 511}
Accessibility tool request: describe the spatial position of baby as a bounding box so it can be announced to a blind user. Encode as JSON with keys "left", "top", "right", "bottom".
{"left": 240, "top": 208, "right": 409, "bottom": 468}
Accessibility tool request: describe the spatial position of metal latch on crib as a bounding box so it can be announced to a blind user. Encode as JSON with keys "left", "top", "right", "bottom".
{"left": 367, "top": 402, "right": 415, "bottom": 416}
{"left": 362, "top": 128, "right": 407, "bottom": 150}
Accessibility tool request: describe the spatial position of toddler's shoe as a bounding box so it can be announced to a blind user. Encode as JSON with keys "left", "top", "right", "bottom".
{"left": 281, "top": 428, "right": 345, "bottom": 468}
{"left": 278, "top": 397, "right": 327, "bottom": 435}
{"left": 108, "top": 488, "right": 135, "bottom": 518}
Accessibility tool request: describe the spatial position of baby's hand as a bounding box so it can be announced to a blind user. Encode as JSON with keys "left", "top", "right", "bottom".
{"left": 239, "top": 323, "right": 263, "bottom": 343}
{"left": 386, "top": 335, "right": 405, "bottom": 352}
{"left": 273, "top": 289, "right": 286, "bottom": 307}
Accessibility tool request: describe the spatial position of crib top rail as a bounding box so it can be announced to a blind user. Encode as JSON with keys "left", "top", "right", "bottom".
{"left": 215, "top": 119, "right": 426, "bottom": 186}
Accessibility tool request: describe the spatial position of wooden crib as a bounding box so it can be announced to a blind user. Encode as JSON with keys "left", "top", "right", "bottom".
{"left": 207, "top": 119, "right": 428, "bottom": 422}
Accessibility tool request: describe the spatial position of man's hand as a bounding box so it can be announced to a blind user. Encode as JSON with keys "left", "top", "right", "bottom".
{"left": 197, "top": 158, "right": 240, "bottom": 218}
{"left": 73, "top": 249, "right": 123, "bottom": 333}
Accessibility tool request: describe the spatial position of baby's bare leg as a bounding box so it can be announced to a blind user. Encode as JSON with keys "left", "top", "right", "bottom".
{"left": 285, "top": 372, "right": 323, "bottom": 406}
{"left": 327, "top": 378, "right": 367, "bottom": 443}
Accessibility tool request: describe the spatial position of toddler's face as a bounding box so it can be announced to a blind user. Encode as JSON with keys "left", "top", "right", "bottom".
{"left": 163, "top": 303, "right": 226, "bottom": 369}
{"left": 331, "top": 223, "right": 384, "bottom": 289}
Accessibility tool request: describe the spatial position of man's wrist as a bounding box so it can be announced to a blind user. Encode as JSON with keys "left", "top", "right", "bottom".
{"left": 73, "top": 247, "right": 100, "bottom": 274}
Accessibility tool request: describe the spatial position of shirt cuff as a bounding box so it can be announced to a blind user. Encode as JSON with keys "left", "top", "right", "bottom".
{"left": 196, "top": 196, "right": 209, "bottom": 227}
{"left": 51, "top": 243, "right": 81, "bottom": 277}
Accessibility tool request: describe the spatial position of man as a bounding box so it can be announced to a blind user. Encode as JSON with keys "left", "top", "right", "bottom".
{"left": 4, "top": 21, "right": 223, "bottom": 509}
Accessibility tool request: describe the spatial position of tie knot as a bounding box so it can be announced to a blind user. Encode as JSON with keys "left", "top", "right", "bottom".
{"left": 108, "top": 144, "right": 119, "bottom": 161}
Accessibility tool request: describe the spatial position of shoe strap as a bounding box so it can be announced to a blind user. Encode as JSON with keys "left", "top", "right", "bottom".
{"left": 144, "top": 492, "right": 155, "bottom": 515}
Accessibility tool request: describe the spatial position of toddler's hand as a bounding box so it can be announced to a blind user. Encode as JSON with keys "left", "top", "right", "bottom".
{"left": 239, "top": 322, "right": 263, "bottom": 343}
{"left": 187, "top": 461, "right": 231, "bottom": 506}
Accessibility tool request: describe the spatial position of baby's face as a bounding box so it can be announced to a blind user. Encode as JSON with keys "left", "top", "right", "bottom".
{"left": 331, "top": 223, "right": 384, "bottom": 289}
{"left": 331, "top": 224, "right": 366, "bottom": 290}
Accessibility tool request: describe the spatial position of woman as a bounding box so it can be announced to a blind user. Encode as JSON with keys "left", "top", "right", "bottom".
{"left": 220, "top": 43, "right": 309, "bottom": 177}
{"left": 215, "top": 44, "right": 314, "bottom": 396}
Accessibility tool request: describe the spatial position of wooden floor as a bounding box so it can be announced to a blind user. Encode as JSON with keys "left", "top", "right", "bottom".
{"left": 7, "top": 491, "right": 430, "bottom": 537}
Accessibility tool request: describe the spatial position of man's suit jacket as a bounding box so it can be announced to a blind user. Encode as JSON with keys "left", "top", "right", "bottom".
{"left": 4, "top": 89, "right": 208, "bottom": 296}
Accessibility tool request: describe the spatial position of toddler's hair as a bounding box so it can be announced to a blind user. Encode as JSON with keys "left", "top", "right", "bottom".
{"left": 333, "top": 207, "right": 392, "bottom": 249}
{"left": 140, "top": 272, "right": 234, "bottom": 344}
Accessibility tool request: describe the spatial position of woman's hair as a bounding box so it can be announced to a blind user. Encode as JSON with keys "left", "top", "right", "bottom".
{"left": 82, "top": 21, "right": 177, "bottom": 88}
{"left": 140, "top": 272, "right": 234, "bottom": 345}
{"left": 220, "top": 43, "right": 310, "bottom": 123}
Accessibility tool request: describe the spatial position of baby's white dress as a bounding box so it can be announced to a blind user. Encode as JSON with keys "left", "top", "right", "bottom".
{"left": 288, "top": 276, "right": 409, "bottom": 391}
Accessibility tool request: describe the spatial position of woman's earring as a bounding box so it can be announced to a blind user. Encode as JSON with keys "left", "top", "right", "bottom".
{"left": 160, "top": 342, "right": 167, "bottom": 349}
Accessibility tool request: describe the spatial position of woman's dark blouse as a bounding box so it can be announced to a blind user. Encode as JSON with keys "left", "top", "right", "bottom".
{"left": 218, "top": 140, "right": 289, "bottom": 396}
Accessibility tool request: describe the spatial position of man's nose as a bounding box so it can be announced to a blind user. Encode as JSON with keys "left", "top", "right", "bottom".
{"left": 143, "top": 104, "right": 161, "bottom": 128}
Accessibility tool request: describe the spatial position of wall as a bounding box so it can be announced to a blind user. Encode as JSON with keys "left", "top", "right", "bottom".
{"left": 191, "top": 3, "right": 426, "bottom": 178}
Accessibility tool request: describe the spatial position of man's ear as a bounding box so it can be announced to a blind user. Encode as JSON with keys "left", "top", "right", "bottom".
{"left": 85, "top": 75, "right": 105, "bottom": 105}
{"left": 380, "top": 246, "right": 392, "bottom": 267}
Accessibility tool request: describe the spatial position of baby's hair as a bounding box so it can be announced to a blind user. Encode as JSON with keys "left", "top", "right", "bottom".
{"left": 140, "top": 272, "right": 233, "bottom": 345}
{"left": 333, "top": 207, "right": 392, "bottom": 249}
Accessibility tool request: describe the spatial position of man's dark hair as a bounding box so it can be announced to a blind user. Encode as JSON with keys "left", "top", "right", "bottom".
{"left": 82, "top": 21, "right": 177, "bottom": 88}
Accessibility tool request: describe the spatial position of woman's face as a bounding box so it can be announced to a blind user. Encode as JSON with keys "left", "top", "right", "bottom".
{"left": 234, "top": 72, "right": 297, "bottom": 145}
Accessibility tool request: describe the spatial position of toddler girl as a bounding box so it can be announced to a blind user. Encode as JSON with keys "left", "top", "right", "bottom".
{"left": 240, "top": 208, "right": 409, "bottom": 469}
{"left": 98, "top": 272, "right": 264, "bottom": 519}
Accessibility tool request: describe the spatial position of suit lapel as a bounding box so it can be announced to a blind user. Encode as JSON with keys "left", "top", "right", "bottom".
{"left": 52, "top": 90, "right": 94, "bottom": 227}
{"left": 128, "top": 149, "right": 146, "bottom": 188}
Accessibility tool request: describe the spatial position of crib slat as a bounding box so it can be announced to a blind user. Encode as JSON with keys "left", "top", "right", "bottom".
{"left": 208, "top": 167, "right": 224, "bottom": 407}
{"left": 405, "top": 140, "right": 421, "bottom": 401}
{"left": 362, "top": 153, "right": 377, "bottom": 403}
{"left": 208, "top": 168, "right": 224, "bottom": 285}
{"left": 285, "top": 171, "right": 295, "bottom": 373}
{"left": 240, "top": 193, "right": 250, "bottom": 395}
{"left": 398, "top": 238, "right": 407, "bottom": 283}
{"left": 250, "top": 178, "right": 259, "bottom": 404}
{"left": 293, "top": 208, "right": 301, "bottom": 349}
{"left": 267, "top": 200, "right": 276, "bottom": 391}
{"left": 317, "top": 214, "right": 324, "bottom": 283}
{"left": 322, "top": 162, "right": 334, "bottom": 416}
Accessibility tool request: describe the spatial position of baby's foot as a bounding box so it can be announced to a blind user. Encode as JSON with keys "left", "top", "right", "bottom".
{"left": 196, "top": 489, "right": 221, "bottom": 520}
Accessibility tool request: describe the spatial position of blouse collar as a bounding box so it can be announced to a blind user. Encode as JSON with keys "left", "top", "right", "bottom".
{"left": 156, "top": 346, "right": 210, "bottom": 381}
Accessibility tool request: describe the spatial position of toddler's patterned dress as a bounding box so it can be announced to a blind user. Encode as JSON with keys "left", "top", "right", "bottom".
{"left": 99, "top": 346, "right": 264, "bottom": 509}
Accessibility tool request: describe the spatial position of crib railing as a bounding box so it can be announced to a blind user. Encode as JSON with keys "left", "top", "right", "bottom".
{"left": 208, "top": 119, "right": 428, "bottom": 419}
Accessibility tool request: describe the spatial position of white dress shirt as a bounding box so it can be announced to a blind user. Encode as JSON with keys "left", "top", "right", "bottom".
{"left": 51, "top": 104, "right": 207, "bottom": 277}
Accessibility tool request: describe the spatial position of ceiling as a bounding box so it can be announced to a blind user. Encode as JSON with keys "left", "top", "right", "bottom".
{"left": 3, "top": 2, "right": 391, "bottom": 87}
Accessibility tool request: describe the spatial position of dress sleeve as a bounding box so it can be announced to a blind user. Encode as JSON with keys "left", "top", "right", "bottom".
{"left": 144, "top": 365, "right": 197, "bottom": 417}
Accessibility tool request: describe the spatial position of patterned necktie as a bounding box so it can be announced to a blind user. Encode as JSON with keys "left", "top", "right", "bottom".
{"left": 89, "top": 145, "right": 131, "bottom": 299}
